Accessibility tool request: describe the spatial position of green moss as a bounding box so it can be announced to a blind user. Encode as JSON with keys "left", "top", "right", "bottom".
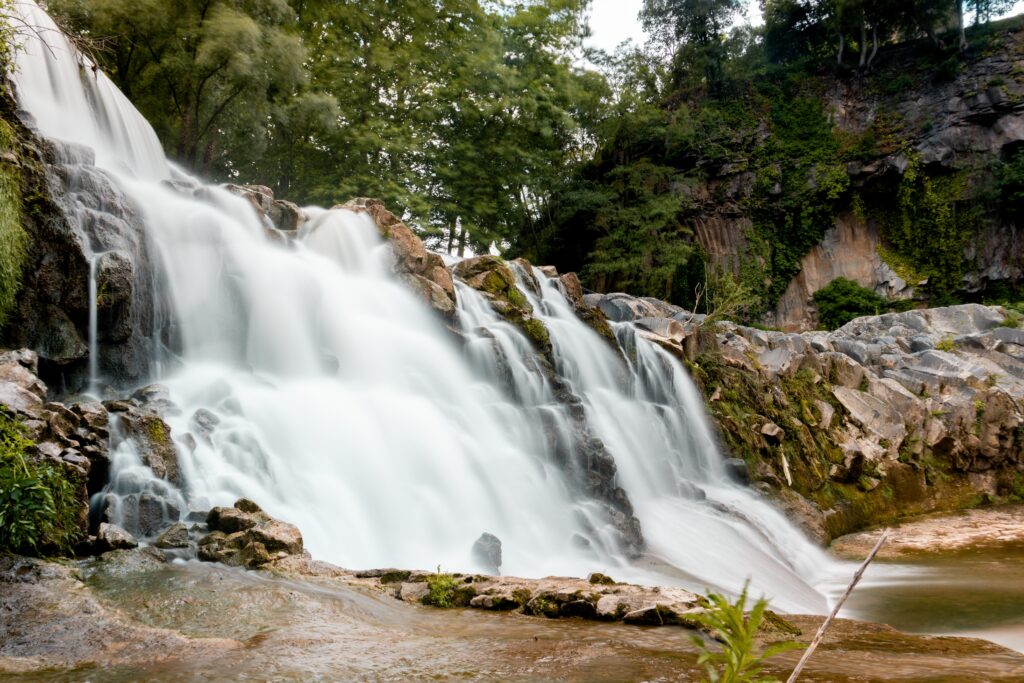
{"left": 505, "top": 285, "right": 528, "bottom": 310}
{"left": 0, "top": 119, "right": 27, "bottom": 331}
{"left": 145, "top": 417, "right": 169, "bottom": 445}
{"left": 379, "top": 570, "right": 412, "bottom": 584}
{"left": 520, "top": 317, "right": 550, "bottom": 351}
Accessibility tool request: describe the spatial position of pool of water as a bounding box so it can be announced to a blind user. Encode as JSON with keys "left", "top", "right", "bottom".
{"left": 841, "top": 543, "right": 1024, "bottom": 653}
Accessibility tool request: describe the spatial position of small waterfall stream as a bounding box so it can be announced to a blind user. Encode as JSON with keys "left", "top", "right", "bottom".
{"left": 11, "top": 0, "right": 837, "bottom": 611}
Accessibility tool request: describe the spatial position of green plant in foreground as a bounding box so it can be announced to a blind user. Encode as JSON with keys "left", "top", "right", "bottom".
{"left": 0, "top": 410, "right": 79, "bottom": 554}
{"left": 690, "top": 584, "right": 800, "bottom": 683}
{"left": 423, "top": 566, "right": 459, "bottom": 608}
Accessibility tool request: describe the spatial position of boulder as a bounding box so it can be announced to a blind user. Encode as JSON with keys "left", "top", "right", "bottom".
{"left": 199, "top": 499, "right": 304, "bottom": 568}
{"left": 761, "top": 421, "right": 784, "bottom": 443}
{"left": 471, "top": 532, "right": 502, "bottom": 575}
{"left": 96, "top": 522, "right": 137, "bottom": 551}
{"left": 107, "top": 404, "right": 180, "bottom": 486}
{"left": 154, "top": 521, "right": 190, "bottom": 549}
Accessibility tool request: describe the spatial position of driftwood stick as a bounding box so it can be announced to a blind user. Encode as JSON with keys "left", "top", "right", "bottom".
{"left": 785, "top": 530, "right": 889, "bottom": 683}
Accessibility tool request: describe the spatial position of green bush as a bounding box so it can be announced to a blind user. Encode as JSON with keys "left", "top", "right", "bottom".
{"left": 689, "top": 583, "right": 799, "bottom": 683}
{"left": 812, "top": 278, "right": 886, "bottom": 330}
{"left": 996, "top": 148, "right": 1024, "bottom": 218}
{"left": 0, "top": 411, "right": 80, "bottom": 555}
{"left": 422, "top": 566, "right": 459, "bottom": 608}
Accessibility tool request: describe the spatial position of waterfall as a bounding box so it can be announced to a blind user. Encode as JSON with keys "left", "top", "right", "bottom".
{"left": 87, "top": 254, "right": 99, "bottom": 392}
{"left": 11, "top": 0, "right": 836, "bottom": 611}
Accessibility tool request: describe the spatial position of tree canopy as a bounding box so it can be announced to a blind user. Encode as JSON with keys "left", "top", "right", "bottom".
{"left": 44, "top": 0, "right": 1024, "bottom": 323}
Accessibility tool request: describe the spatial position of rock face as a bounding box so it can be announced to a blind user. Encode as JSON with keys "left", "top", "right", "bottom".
{"left": 657, "top": 27, "right": 1024, "bottom": 330}
{"left": 773, "top": 215, "right": 912, "bottom": 329}
{"left": 4, "top": 102, "right": 171, "bottom": 389}
{"left": 198, "top": 498, "right": 305, "bottom": 569}
{"left": 339, "top": 198, "right": 456, "bottom": 319}
{"left": 586, "top": 293, "right": 1024, "bottom": 541}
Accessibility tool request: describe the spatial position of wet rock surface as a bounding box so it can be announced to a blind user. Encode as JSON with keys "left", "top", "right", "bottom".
{"left": 198, "top": 498, "right": 305, "bottom": 568}
{"left": 4, "top": 551, "right": 1023, "bottom": 682}
{"left": 0, "top": 554, "right": 238, "bottom": 675}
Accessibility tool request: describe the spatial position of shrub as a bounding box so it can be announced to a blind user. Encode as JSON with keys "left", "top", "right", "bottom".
{"left": 689, "top": 583, "right": 799, "bottom": 683}
{"left": 423, "top": 566, "right": 459, "bottom": 608}
{"left": 0, "top": 411, "right": 80, "bottom": 555}
{"left": 812, "top": 278, "right": 886, "bottom": 330}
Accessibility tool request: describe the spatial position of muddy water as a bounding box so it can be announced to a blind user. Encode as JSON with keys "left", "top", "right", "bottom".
{"left": 843, "top": 544, "right": 1024, "bottom": 653}
{"left": 11, "top": 558, "right": 1019, "bottom": 683}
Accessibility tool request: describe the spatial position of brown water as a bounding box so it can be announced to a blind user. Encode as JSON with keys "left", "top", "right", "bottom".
{"left": 10, "top": 556, "right": 1022, "bottom": 683}
{"left": 842, "top": 544, "right": 1024, "bottom": 653}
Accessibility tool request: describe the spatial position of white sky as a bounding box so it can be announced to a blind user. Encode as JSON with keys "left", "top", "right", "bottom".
{"left": 585, "top": 0, "right": 1024, "bottom": 54}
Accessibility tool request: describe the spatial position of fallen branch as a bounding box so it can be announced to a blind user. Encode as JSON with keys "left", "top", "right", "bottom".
{"left": 785, "top": 530, "right": 889, "bottom": 683}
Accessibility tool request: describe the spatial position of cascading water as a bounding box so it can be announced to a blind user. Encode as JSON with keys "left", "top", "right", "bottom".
{"left": 12, "top": 0, "right": 839, "bottom": 610}
{"left": 515, "top": 267, "right": 834, "bottom": 610}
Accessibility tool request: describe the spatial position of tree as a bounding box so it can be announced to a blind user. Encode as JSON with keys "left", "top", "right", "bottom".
{"left": 47, "top": 0, "right": 308, "bottom": 174}
{"left": 641, "top": 0, "right": 743, "bottom": 93}
{"left": 967, "top": 0, "right": 1015, "bottom": 25}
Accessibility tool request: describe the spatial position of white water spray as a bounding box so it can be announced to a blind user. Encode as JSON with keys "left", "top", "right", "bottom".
{"left": 12, "top": 0, "right": 838, "bottom": 610}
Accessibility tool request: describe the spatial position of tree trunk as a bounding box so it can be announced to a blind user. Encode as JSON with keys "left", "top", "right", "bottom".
{"left": 456, "top": 223, "right": 467, "bottom": 258}
{"left": 859, "top": 19, "right": 868, "bottom": 67}
{"left": 958, "top": 0, "right": 968, "bottom": 51}
{"left": 837, "top": 31, "right": 845, "bottom": 66}
{"left": 868, "top": 24, "right": 879, "bottom": 67}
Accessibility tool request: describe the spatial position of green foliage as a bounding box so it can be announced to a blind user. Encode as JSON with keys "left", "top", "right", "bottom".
{"left": 882, "top": 157, "right": 970, "bottom": 297}
{"left": 689, "top": 583, "right": 799, "bottom": 683}
{"left": 750, "top": 94, "right": 849, "bottom": 313}
{"left": 48, "top": 0, "right": 306, "bottom": 174}
{"left": 423, "top": 566, "right": 459, "bottom": 608}
{"left": 0, "top": 411, "right": 81, "bottom": 555}
{"left": 0, "top": 118, "right": 26, "bottom": 330}
{"left": 641, "top": 0, "right": 743, "bottom": 94}
{"left": 936, "top": 336, "right": 956, "bottom": 352}
{"left": 812, "top": 277, "right": 886, "bottom": 330}
{"left": 702, "top": 263, "right": 761, "bottom": 323}
{"left": 995, "top": 147, "right": 1024, "bottom": 217}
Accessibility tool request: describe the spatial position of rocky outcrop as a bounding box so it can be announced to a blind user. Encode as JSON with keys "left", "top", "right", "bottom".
{"left": 198, "top": 498, "right": 305, "bottom": 569}
{"left": 339, "top": 198, "right": 456, "bottom": 319}
{"left": 454, "top": 255, "right": 551, "bottom": 353}
{"left": 224, "top": 183, "right": 307, "bottom": 232}
{"left": 586, "top": 293, "right": 1024, "bottom": 541}
{"left": 378, "top": 569, "right": 706, "bottom": 627}
{"left": 0, "top": 348, "right": 111, "bottom": 544}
